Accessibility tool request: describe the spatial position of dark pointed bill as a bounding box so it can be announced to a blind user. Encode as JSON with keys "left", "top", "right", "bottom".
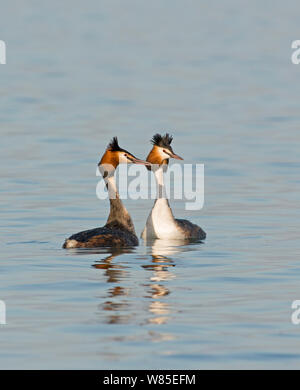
{"left": 162, "top": 148, "right": 183, "bottom": 160}
{"left": 169, "top": 152, "right": 183, "bottom": 160}
{"left": 128, "top": 155, "right": 152, "bottom": 166}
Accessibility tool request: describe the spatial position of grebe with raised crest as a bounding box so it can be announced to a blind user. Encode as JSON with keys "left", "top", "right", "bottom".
{"left": 63, "top": 137, "right": 150, "bottom": 248}
{"left": 141, "top": 133, "right": 206, "bottom": 241}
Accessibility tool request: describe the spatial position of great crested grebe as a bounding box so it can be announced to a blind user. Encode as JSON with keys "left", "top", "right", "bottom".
{"left": 141, "top": 133, "right": 206, "bottom": 240}
{"left": 63, "top": 137, "right": 150, "bottom": 248}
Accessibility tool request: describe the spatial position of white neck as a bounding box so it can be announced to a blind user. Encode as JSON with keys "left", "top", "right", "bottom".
{"left": 154, "top": 166, "right": 164, "bottom": 186}
{"left": 142, "top": 165, "right": 183, "bottom": 239}
{"left": 105, "top": 175, "right": 118, "bottom": 200}
{"left": 154, "top": 165, "right": 167, "bottom": 198}
{"left": 104, "top": 171, "right": 136, "bottom": 234}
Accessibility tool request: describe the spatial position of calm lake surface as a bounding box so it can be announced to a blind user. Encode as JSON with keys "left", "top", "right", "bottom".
{"left": 1, "top": 1, "right": 300, "bottom": 369}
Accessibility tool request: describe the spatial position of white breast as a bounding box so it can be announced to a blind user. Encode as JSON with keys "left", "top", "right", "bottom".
{"left": 141, "top": 198, "right": 184, "bottom": 239}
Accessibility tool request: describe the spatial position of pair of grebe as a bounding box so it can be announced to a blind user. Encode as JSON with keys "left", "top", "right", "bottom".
{"left": 63, "top": 134, "right": 206, "bottom": 248}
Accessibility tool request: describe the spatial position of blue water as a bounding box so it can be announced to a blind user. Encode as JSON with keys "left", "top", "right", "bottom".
{"left": 1, "top": 0, "right": 300, "bottom": 369}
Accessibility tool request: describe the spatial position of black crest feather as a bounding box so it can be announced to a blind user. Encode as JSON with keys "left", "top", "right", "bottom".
{"left": 107, "top": 137, "right": 122, "bottom": 151}
{"left": 151, "top": 133, "right": 173, "bottom": 148}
